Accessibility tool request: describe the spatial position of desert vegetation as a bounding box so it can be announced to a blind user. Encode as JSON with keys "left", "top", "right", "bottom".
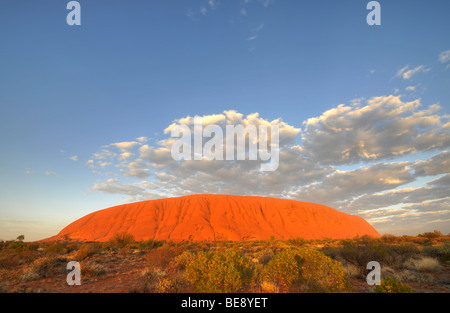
{"left": 0, "top": 231, "right": 449, "bottom": 293}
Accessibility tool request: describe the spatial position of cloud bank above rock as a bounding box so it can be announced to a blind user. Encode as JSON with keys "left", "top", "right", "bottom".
{"left": 86, "top": 95, "right": 450, "bottom": 235}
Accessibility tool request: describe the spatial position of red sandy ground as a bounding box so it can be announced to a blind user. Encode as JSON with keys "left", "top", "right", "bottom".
{"left": 44, "top": 194, "right": 380, "bottom": 242}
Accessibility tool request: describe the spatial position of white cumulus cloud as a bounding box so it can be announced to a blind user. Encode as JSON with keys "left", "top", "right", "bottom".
{"left": 395, "top": 65, "right": 430, "bottom": 80}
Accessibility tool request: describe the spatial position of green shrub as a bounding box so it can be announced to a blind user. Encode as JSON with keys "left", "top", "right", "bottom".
{"left": 133, "top": 239, "right": 163, "bottom": 250}
{"left": 185, "top": 249, "right": 254, "bottom": 293}
{"left": 325, "top": 243, "right": 419, "bottom": 273}
{"left": 111, "top": 232, "right": 136, "bottom": 249}
{"left": 262, "top": 249, "right": 302, "bottom": 291}
{"left": 375, "top": 276, "right": 414, "bottom": 293}
{"left": 262, "top": 247, "right": 352, "bottom": 293}
{"left": 440, "top": 242, "right": 450, "bottom": 264}
{"left": 145, "top": 245, "right": 184, "bottom": 269}
{"left": 355, "top": 235, "right": 379, "bottom": 246}
{"left": 254, "top": 249, "right": 274, "bottom": 265}
{"left": 422, "top": 242, "right": 450, "bottom": 264}
{"left": 7, "top": 241, "right": 38, "bottom": 252}
{"left": 73, "top": 243, "right": 100, "bottom": 260}
{"left": 80, "top": 260, "right": 108, "bottom": 276}
{"left": 418, "top": 230, "right": 443, "bottom": 239}
{"left": 341, "top": 245, "right": 387, "bottom": 268}
{"left": 7, "top": 241, "right": 28, "bottom": 252}
{"left": 45, "top": 243, "right": 65, "bottom": 254}
{"left": 20, "top": 256, "right": 63, "bottom": 282}
{"left": 381, "top": 234, "right": 401, "bottom": 244}
{"left": 172, "top": 251, "right": 196, "bottom": 270}
{"left": 64, "top": 243, "right": 78, "bottom": 253}
{"left": 384, "top": 243, "right": 420, "bottom": 268}
{"left": 154, "top": 276, "right": 191, "bottom": 293}
{"left": 323, "top": 245, "right": 378, "bottom": 277}
{"left": 0, "top": 250, "right": 20, "bottom": 269}
{"left": 286, "top": 238, "right": 308, "bottom": 247}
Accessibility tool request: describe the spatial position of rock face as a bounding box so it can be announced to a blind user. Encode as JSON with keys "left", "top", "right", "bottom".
{"left": 47, "top": 194, "right": 380, "bottom": 242}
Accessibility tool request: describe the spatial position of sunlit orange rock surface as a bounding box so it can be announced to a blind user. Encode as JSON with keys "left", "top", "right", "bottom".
{"left": 47, "top": 194, "right": 380, "bottom": 242}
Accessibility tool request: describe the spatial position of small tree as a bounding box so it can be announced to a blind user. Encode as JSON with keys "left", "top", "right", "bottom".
{"left": 16, "top": 235, "right": 25, "bottom": 242}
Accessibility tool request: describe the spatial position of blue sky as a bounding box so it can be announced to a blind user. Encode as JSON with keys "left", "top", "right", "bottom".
{"left": 1, "top": 0, "right": 449, "bottom": 241}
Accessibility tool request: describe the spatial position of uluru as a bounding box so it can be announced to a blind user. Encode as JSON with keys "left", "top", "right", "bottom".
{"left": 46, "top": 194, "right": 380, "bottom": 242}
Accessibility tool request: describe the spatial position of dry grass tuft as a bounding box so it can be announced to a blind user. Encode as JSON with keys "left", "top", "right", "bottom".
{"left": 404, "top": 256, "right": 442, "bottom": 272}
{"left": 20, "top": 256, "right": 65, "bottom": 282}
